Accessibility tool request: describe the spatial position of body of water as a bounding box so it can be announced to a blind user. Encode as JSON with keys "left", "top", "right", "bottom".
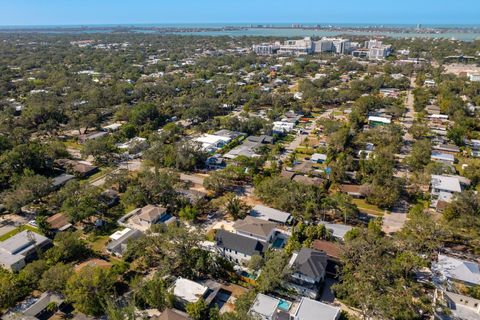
{"left": 1, "top": 23, "right": 479, "bottom": 40}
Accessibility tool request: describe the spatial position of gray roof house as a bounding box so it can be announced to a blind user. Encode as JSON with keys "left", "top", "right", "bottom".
{"left": 233, "top": 216, "right": 277, "bottom": 243}
{"left": 433, "top": 254, "right": 480, "bottom": 287}
{"left": 321, "top": 222, "right": 353, "bottom": 242}
{"left": 248, "top": 293, "right": 291, "bottom": 320}
{"left": 293, "top": 297, "right": 341, "bottom": 320}
{"left": 287, "top": 248, "right": 328, "bottom": 298}
{"left": 106, "top": 228, "right": 144, "bottom": 257}
{"left": 215, "top": 229, "right": 268, "bottom": 265}
{"left": 250, "top": 205, "right": 292, "bottom": 224}
{"left": 0, "top": 231, "right": 51, "bottom": 272}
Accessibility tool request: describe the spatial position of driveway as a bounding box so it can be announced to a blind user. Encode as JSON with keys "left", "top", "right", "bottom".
{"left": 382, "top": 200, "right": 409, "bottom": 234}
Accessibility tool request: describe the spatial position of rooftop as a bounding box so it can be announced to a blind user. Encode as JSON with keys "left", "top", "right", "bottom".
{"left": 250, "top": 204, "right": 292, "bottom": 224}
{"left": 249, "top": 293, "right": 279, "bottom": 319}
{"left": 233, "top": 216, "right": 277, "bottom": 239}
{"left": 216, "top": 229, "right": 268, "bottom": 256}
{"left": 172, "top": 278, "right": 209, "bottom": 304}
{"left": 293, "top": 297, "right": 341, "bottom": 320}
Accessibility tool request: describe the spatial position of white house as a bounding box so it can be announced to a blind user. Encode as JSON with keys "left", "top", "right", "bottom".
{"left": 193, "top": 134, "right": 231, "bottom": 152}
{"left": 287, "top": 248, "right": 328, "bottom": 298}
{"left": 430, "top": 175, "right": 462, "bottom": 198}
{"left": 250, "top": 205, "right": 292, "bottom": 224}
{"left": 293, "top": 297, "right": 341, "bottom": 320}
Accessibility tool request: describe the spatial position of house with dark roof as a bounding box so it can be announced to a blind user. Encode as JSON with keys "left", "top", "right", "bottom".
{"left": 46, "top": 213, "right": 73, "bottom": 233}
{"left": 287, "top": 248, "right": 328, "bottom": 298}
{"left": 312, "top": 240, "right": 343, "bottom": 276}
{"left": 215, "top": 229, "right": 268, "bottom": 265}
{"left": 233, "top": 216, "right": 277, "bottom": 243}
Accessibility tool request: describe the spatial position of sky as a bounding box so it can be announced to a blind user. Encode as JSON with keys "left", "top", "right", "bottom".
{"left": 1, "top": 0, "right": 479, "bottom": 26}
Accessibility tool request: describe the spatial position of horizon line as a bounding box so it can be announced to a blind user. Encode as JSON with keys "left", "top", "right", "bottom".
{"left": 1, "top": 22, "right": 480, "bottom": 28}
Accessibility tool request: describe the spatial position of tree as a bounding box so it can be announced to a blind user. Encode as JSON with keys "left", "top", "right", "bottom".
{"left": 66, "top": 266, "right": 116, "bottom": 316}
{"left": 61, "top": 184, "right": 106, "bottom": 223}
{"left": 223, "top": 193, "right": 250, "bottom": 220}
{"left": 133, "top": 275, "right": 170, "bottom": 311}
{"left": 333, "top": 226, "right": 430, "bottom": 319}
{"left": 186, "top": 298, "right": 210, "bottom": 320}
{"left": 39, "top": 263, "right": 73, "bottom": 293}
{"left": 247, "top": 255, "right": 264, "bottom": 271}
{"left": 81, "top": 137, "right": 117, "bottom": 166}
{"left": 1, "top": 171, "right": 52, "bottom": 213}
{"left": 256, "top": 251, "right": 291, "bottom": 293}
{"left": 45, "top": 231, "right": 91, "bottom": 264}
{"left": 404, "top": 139, "right": 431, "bottom": 171}
{"left": 179, "top": 205, "right": 199, "bottom": 221}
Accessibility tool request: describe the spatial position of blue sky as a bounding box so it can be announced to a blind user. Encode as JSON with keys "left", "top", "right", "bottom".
{"left": 1, "top": 0, "right": 479, "bottom": 26}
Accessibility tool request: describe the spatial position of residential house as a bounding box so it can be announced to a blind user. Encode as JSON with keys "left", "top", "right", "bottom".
{"left": 249, "top": 293, "right": 290, "bottom": 320}
{"left": 154, "top": 308, "right": 191, "bottom": 320}
{"left": 310, "top": 153, "right": 327, "bottom": 164}
{"left": 430, "top": 175, "right": 463, "bottom": 198}
{"left": 106, "top": 228, "right": 144, "bottom": 257}
{"left": 118, "top": 205, "right": 176, "bottom": 231}
{"left": 440, "top": 291, "right": 480, "bottom": 320}
{"left": 292, "top": 297, "right": 341, "bottom": 320}
{"left": 0, "top": 231, "right": 51, "bottom": 272}
{"left": 247, "top": 135, "right": 275, "bottom": 144}
{"left": 368, "top": 116, "right": 391, "bottom": 127}
{"left": 432, "top": 254, "right": 480, "bottom": 287}
{"left": 312, "top": 240, "right": 343, "bottom": 276}
{"left": 287, "top": 248, "right": 328, "bottom": 298}
{"left": 321, "top": 222, "right": 353, "bottom": 242}
{"left": 193, "top": 134, "right": 231, "bottom": 153}
{"left": 272, "top": 121, "right": 295, "bottom": 134}
{"left": 171, "top": 278, "right": 209, "bottom": 309}
{"left": 431, "top": 151, "right": 455, "bottom": 165}
{"left": 205, "top": 155, "right": 227, "bottom": 170}
{"left": 433, "top": 144, "right": 460, "bottom": 155}
{"left": 54, "top": 159, "right": 98, "bottom": 178}
{"left": 338, "top": 184, "right": 368, "bottom": 198}
{"left": 233, "top": 216, "right": 277, "bottom": 243}
{"left": 215, "top": 229, "right": 268, "bottom": 265}
{"left": 46, "top": 213, "right": 72, "bottom": 232}
{"left": 250, "top": 205, "right": 292, "bottom": 225}
{"left": 4, "top": 292, "right": 65, "bottom": 320}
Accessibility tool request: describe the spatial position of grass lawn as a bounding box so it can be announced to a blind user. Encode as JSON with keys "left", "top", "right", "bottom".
{"left": 352, "top": 199, "right": 388, "bottom": 216}
{"left": 64, "top": 140, "right": 82, "bottom": 149}
{"left": 0, "top": 225, "right": 43, "bottom": 242}
{"left": 205, "top": 229, "right": 217, "bottom": 241}
{"left": 88, "top": 235, "right": 110, "bottom": 253}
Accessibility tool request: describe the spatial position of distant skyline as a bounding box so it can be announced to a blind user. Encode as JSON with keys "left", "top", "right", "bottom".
{"left": 1, "top": 0, "right": 480, "bottom": 26}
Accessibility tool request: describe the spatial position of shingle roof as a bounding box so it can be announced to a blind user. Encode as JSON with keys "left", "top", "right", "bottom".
{"left": 137, "top": 205, "right": 167, "bottom": 222}
{"left": 233, "top": 216, "right": 276, "bottom": 239}
{"left": 216, "top": 229, "right": 268, "bottom": 256}
{"left": 291, "top": 248, "right": 328, "bottom": 280}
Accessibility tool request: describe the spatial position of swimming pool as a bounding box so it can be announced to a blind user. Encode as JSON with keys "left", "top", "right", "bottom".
{"left": 272, "top": 237, "right": 285, "bottom": 249}
{"left": 277, "top": 299, "right": 292, "bottom": 311}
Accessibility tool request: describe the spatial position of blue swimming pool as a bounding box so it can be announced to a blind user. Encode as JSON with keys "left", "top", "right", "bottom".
{"left": 277, "top": 299, "right": 292, "bottom": 311}
{"left": 272, "top": 238, "right": 285, "bottom": 249}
